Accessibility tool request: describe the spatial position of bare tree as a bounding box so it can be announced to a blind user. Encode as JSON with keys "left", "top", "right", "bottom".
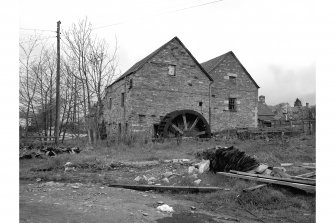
{"left": 62, "top": 17, "right": 119, "bottom": 143}
{"left": 19, "top": 18, "right": 119, "bottom": 144}
{"left": 19, "top": 37, "right": 40, "bottom": 136}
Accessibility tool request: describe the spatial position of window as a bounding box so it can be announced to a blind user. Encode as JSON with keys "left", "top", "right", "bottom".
{"left": 168, "top": 65, "right": 176, "bottom": 76}
{"left": 229, "top": 76, "right": 236, "bottom": 84}
{"left": 109, "top": 98, "right": 112, "bottom": 110}
{"left": 129, "top": 79, "right": 133, "bottom": 89}
{"left": 121, "top": 93, "right": 125, "bottom": 107}
{"left": 199, "top": 102, "right": 203, "bottom": 107}
{"left": 139, "top": 114, "right": 146, "bottom": 124}
{"left": 229, "top": 98, "right": 237, "bottom": 111}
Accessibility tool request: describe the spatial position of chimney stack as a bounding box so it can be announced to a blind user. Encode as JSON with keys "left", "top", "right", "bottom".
{"left": 259, "top": 95, "right": 265, "bottom": 104}
{"left": 306, "top": 103, "right": 309, "bottom": 108}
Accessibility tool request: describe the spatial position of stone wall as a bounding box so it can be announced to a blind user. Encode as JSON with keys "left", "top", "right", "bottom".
{"left": 210, "top": 53, "right": 258, "bottom": 132}
{"left": 104, "top": 38, "right": 211, "bottom": 138}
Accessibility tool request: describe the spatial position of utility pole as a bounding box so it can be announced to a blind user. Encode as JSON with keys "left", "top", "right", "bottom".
{"left": 55, "top": 20, "right": 61, "bottom": 145}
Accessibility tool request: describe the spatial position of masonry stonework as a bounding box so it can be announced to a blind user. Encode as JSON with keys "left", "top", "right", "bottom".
{"left": 103, "top": 37, "right": 259, "bottom": 139}
{"left": 203, "top": 52, "right": 259, "bottom": 132}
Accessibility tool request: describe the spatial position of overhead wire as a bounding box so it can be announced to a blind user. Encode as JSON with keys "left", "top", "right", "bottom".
{"left": 20, "top": 28, "right": 55, "bottom": 33}
{"left": 19, "top": 0, "right": 224, "bottom": 32}
{"left": 19, "top": 36, "right": 56, "bottom": 44}
{"left": 92, "top": 0, "right": 225, "bottom": 30}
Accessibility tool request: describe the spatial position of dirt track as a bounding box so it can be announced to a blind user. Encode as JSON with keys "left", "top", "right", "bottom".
{"left": 20, "top": 180, "right": 257, "bottom": 223}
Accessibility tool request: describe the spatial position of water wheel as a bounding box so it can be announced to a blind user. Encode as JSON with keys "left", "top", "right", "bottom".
{"left": 157, "top": 110, "right": 211, "bottom": 138}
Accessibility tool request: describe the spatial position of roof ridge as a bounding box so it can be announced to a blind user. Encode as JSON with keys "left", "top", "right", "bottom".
{"left": 107, "top": 36, "right": 212, "bottom": 88}
{"left": 201, "top": 51, "right": 232, "bottom": 73}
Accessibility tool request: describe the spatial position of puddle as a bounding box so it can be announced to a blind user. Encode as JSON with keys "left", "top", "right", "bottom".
{"left": 156, "top": 212, "right": 221, "bottom": 223}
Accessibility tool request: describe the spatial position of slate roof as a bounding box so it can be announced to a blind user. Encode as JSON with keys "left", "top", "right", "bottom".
{"left": 107, "top": 36, "right": 213, "bottom": 88}
{"left": 201, "top": 51, "right": 260, "bottom": 88}
{"left": 258, "top": 103, "right": 275, "bottom": 121}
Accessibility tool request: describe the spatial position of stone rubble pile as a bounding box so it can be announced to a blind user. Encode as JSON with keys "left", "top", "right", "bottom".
{"left": 19, "top": 145, "right": 81, "bottom": 159}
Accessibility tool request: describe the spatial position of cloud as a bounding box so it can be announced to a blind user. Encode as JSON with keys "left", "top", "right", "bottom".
{"left": 258, "top": 64, "right": 315, "bottom": 106}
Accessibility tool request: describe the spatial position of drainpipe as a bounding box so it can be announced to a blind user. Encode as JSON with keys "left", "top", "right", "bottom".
{"left": 209, "top": 81, "right": 213, "bottom": 133}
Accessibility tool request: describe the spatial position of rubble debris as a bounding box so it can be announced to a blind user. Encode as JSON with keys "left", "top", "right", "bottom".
{"left": 194, "top": 179, "right": 201, "bottom": 185}
{"left": 147, "top": 177, "right": 156, "bottom": 182}
{"left": 198, "top": 160, "right": 210, "bottom": 174}
{"left": 273, "top": 167, "right": 286, "bottom": 172}
{"left": 19, "top": 145, "right": 81, "bottom": 159}
{"left": 162, "top": 178, "right": 170, "bottom": 184}
{"left": 190, "top": 174, "right": 198, "bottom": 179}
{"left": 163, "top": 171, "right": 174, "bottom": 178}
{"left": 134, "top": 176, "right": 142, "bottom": 182}
{"left": 199, "top": 146, "right": 259, "bottom": 173}
{"left": 64, "top": 162, "right": 74, "bottom": 167}
{"left": 188, "top": 166, "right": 197, "bottom": 174}
{"left": 172, "top": 159, "right": 191, "bottom": 164}
{"left": 157, "top": 201, "right": 165, "bottom": 205}
{"left": 271, "top": 167, "right": 290, "bottom": 178}
{"left": 157, "top": 204, "right": 174, "bottom": 213}
{"left": 254, "top": 164, "right": 268, "bottom": 174}
{"left": 190, "top": 206, "right": 196, "bottom": 210}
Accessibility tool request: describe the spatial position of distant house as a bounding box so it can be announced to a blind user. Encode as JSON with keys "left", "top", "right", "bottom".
{"left": 257, "top": 95, "right": 275, "bottom": 127}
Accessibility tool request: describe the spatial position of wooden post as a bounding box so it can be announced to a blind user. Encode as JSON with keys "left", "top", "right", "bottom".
{"left": 55, "top": 20, "right": 61, "bottom": 145}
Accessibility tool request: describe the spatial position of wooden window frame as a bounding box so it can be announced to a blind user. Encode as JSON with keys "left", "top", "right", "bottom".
{"left": 121, "top": 93, "right": 125, "bottom": 107}
{"left": 229, "top": 76, "right": 236, "bottom": 84}
{"left": 168, "top": 64, "right": 176, "bottom": 76}
{"left": 139, "top": 114, "right": 146, "bottom": 124}
{"left": 229, "top": 98, "right": 237, "bottom": 112}
{"left": 129, "top": 79, "right": 133, "bottom": 89}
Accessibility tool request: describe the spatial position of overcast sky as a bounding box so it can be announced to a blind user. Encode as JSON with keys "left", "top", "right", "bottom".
{"left": 19, "top": 0, "right": 316, "bottom": 106}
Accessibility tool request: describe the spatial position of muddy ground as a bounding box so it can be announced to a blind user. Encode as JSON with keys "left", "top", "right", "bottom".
{"left": 20, "top": 180, "right": 259, "bottom": 223}
{"left": 19, "top": 135, "right": 316, "bottom": 223}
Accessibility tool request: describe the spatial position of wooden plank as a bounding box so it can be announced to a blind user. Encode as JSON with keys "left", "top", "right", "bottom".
{"left": 295, "top": 172, "right": 316, "bottom": 178}
{"left": 290, "top": 176, "right": 316, "bottom": 181}
{"left": 300, "top": 166, "right": 316, "bottom": 170}
{"left": 243, "top": 184, "right": 267, "bottom": 192}
{"left": 217, "top": 172, "right": 315, "bottom": 193}
{"left": 230, "top": 170, "right": 316, "bottom": 186}
{"left": 108, "top": 184, "right": 225, "bottom": 193}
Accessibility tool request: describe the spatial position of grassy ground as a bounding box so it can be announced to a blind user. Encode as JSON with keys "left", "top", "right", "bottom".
{"left": 20, "top": 134, "right": 316, "bottom": 223}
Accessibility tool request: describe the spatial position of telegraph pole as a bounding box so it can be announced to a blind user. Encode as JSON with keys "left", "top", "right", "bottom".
{"left": 55, "top": 21, "right": 61, "bottom": 145}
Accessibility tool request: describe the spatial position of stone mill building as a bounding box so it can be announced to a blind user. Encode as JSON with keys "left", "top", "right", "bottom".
{"left": 103, "top": 37, "right": 259, "bottom": 139}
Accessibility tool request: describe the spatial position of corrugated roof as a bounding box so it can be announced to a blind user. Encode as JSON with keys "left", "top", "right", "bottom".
{"left": 201, "top": 51, "right": 260, "bottom": 88}
{"left": 107, "top": 36, "right": 212, "bottom": 88}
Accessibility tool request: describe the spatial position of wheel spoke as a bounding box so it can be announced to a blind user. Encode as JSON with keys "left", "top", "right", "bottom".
{"left": 189, "top": 117, "right": 199, "bottom": 130}
{"left": 182, "top": 114, "right": 188, "bottom": 130}
{"left": 172, "top": 124, "right": 184, "bottom": 135}
{"left": 194, "top": 131, "right": 206, "bottom": 136}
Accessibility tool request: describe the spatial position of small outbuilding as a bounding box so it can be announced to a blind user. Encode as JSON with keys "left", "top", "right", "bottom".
{"left": 257, "top": 95, "right": 275, "bottom": 127}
